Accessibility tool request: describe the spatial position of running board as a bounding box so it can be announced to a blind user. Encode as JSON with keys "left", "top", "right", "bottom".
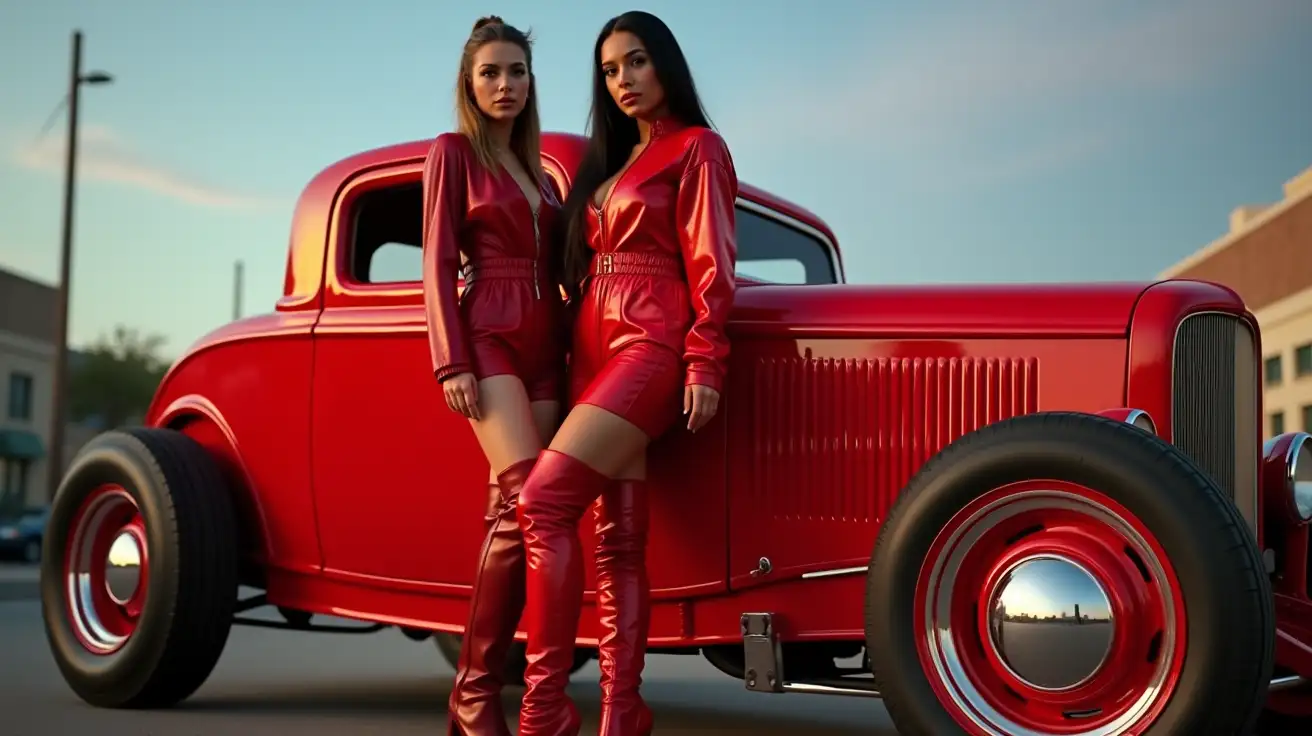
{"left": 740, "top": 612, "right": 1307, "bottom": 700}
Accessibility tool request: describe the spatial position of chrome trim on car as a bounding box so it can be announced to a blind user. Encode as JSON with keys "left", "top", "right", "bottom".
{"left": 1285, "top": 433, "right": 1312, "bottom": 523}
{"left": 800, "top": 565, "right": 869, "bottom": 580}
{"left": 1269, "top": 674, "right": 1307, "bottom": 691}
{"left": 1124, "top": 409, "right": 1156, "bottom": 435}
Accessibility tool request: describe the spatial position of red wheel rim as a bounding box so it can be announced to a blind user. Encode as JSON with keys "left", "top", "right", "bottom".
{"left": 914, "top": 480, "right": 1186, "bottom": 735}
{"left": 62, "top": 484, "right": 149, "bottom": 654}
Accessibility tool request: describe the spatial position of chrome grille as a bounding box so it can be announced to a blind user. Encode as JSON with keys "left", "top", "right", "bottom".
{"left": 1171, "top": 312, "right": 1260, "bottom": 535}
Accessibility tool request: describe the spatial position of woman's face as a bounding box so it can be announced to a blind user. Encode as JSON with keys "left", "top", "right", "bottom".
{"left": 469, "top": 41, "right": 530, "bottom": 122}
{"left": 599, "top": 31, "right": 665, "bottom": 120}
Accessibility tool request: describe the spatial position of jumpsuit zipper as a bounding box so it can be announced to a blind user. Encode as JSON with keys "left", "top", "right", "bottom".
{"left": 594, "top": 141, "right": 651, "bottom": 262}
{"left": 531, "top": 201, "right": 541, "bottom": 299}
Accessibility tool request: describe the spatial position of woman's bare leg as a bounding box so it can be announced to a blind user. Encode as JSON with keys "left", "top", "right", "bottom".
{"left": 529, "top": 400, "right": 561, "bottom": 447}
{"left": 448, "top": 375, "right": 552, "bottom": 736}
{"left": 468, "top": 375, "right": 547, "bottom": 473}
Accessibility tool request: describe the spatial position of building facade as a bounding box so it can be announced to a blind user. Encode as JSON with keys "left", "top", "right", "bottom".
{"left": 0, "top": 267, "right": 58, "bottom": 512}
{"left": 1158, "top": 164, "right": 1312, "bottom": 439}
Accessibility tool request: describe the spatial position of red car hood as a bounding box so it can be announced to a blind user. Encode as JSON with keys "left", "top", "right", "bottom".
{"left": 727, "top": 281, "right": 1154, "bottom": 338}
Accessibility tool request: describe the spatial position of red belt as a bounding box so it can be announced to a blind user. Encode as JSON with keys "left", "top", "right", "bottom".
{"left": 463, "top": 257, "right": 539, "bottom": 284}
{"left": 591, "top": 252, "right": 683, "bottom": 278}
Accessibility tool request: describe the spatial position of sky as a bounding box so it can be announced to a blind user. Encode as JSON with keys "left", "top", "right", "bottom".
{"left": 1, "top": 0, "right": 1310, "bottom": 358}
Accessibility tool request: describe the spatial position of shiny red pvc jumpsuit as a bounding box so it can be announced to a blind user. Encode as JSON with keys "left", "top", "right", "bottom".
{"left": 516, "top": 117, "right": 739, "bottom": 736}
{"left": 568, "top": 117, "right": 739, "bottom": 436}
{"left": 422, "top": 131, "right": 567, "bottom": 402}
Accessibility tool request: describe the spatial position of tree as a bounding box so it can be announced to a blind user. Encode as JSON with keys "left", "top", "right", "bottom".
{"left": 68, "top": 326, "right": 171, "bottom": 429}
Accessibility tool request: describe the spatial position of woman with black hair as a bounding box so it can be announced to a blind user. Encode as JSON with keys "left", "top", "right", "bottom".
{"left": 513, "top": 10, "right": 739, "bottom": 736}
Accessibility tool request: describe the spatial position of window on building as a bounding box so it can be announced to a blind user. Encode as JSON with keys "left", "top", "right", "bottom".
{"left": 0, "top": 459, "right": 29, "bottom": 512}
{"left": 1271, "top": 411, "right": 1286, "bottom": 437}
{"left": 1296, "top": 343, "right": 1312, "bottom": 378}
{"left": 1303, "top": 404, "right": 1312, "bottom": 432}
{"left": 6, "top": 373, "right": 33, "bottom": 421}
{"left": 1265, "top": 355, "right": 1283, "bottom": 386}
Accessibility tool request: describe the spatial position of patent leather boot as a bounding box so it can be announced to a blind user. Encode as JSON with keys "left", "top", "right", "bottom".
{"left": 594, "top": 479, "right": 654, "bottom": 736}
{"left": 516, "top": 449, "right": 611, "bottom": 736}
{"left": 447, "top": 459, "right": 535, "bottom": 736}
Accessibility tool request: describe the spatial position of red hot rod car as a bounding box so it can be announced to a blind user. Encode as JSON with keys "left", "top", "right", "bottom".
{"left": 39, "top": 131, "right": 1312, "bottom": 735}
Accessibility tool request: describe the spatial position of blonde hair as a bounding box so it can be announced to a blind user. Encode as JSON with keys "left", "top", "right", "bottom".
{"left": 454, "top": 15, "right": 544, "bottom": 183}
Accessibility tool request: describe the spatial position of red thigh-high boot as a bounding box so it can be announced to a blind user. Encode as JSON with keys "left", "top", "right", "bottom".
{"left": 594, "top": 479, "right": 653, "bottom": 736}
{"left": 447, "top": 459, "right": 535, "bottom": 736}
{"left": 516, "top": 449, "right": 611, "bottom": 736}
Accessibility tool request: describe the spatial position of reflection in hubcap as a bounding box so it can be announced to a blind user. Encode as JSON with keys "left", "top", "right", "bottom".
{"left": 986, "top": 555, "right": 1115, "bottom": 691}
{"left": 105, "top": 531, "right": 143, "bottom": 605}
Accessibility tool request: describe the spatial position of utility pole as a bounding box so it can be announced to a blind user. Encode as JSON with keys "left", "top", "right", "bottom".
{"left": 233, "top": 260, "right": 244, "bottom": 320}
{"left": 47, "top": 30, "right": 113, "bottom": 501}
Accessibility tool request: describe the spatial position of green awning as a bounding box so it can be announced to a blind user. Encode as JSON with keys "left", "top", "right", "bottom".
{"left": 0, "top": 429, "right": 45, "bottom": 460}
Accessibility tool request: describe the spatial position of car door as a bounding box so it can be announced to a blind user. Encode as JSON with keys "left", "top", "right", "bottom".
{"left": 308, "top": 161, "right": 491, "bottom": 587}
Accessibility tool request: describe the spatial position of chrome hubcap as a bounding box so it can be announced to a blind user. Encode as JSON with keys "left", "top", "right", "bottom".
{"left": 65, "top": 486, "right": 146, "bottom": 654}
{"left": 986, "top": 555, "right": 1115, "bottom": 691}
{"left": 104, "top": 531, "right": 143, "bottom": 605}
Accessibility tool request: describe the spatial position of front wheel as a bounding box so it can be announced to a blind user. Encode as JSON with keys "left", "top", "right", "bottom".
{"left": 866, "top": 411, "right": 1274, "bottom": 735}
{"left": 40, "top": 427, "right": 239, "bottom": 709}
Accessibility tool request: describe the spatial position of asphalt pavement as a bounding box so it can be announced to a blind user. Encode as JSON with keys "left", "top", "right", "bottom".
{"left": 0, "top": 564, "right": 898, "bottom": 734}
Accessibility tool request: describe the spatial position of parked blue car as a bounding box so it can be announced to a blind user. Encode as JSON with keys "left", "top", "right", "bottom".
{"left": 0, "top": 506, "right": 49, "bottom": 563}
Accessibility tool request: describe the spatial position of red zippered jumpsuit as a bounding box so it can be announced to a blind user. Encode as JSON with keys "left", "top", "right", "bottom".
{"left": 422, "top": 131, "right": 567, "bottom": 402}
{"left": 516, "top": 117, "right": 739, "bottom": 736}
{"left": 420, "top": 130, "right": 569, "bottom": 736}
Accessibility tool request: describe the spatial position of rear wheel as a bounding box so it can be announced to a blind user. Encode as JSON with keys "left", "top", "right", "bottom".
{"left": 866, "top": 411, "right": 1274, "bottom": 735}
{"left": 40, "top": 428, "right": 239, "bottom": 709}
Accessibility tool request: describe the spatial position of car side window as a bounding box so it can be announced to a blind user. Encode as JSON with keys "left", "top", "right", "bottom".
{"left": 350, "top": 182, "right": 424, "bottom": 285}
{"left": 348, "top": 182, "right": 839, "bottom": 286}
{"left": 733, "top": 207, "right": 838, "bottom": 285}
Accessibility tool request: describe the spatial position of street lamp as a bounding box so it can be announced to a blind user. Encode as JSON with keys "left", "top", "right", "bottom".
{"left": 47, "top": 30, "right": 113, "bottom": 501}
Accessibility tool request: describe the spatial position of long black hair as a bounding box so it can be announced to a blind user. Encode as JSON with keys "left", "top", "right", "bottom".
{"left": 557, "top": 11, "right": 714, "bottom": 303}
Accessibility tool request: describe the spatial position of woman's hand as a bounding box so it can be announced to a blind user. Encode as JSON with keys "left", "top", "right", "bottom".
{"left": 443, "top": 372, "right": 481, "bottom": 420}
{"left": 684, "top": 384, "right": 721, "bottom": 433}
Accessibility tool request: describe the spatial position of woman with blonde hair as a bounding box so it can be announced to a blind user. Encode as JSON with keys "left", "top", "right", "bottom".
{"left": 421, "top": 15, "right": 567, "bottom": 736}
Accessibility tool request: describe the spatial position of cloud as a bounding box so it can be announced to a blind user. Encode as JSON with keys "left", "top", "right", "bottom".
{"left": 721, "top": 0, "right": 1308, "bottom": 180}
{"left": 13, "top": 125, "right": 276, "bottom": 210}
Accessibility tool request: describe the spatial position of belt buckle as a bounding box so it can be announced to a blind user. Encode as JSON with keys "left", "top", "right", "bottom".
{"left": 597, "top": 252, "right": 615, "bottom": 275}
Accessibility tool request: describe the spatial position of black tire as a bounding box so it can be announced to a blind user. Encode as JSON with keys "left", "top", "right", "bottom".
{"left": 865, "top": 411, "right": 1274, "bottom": 736}
{"left": 433, "top": 632, "right": 591, "bottom": 685}
{"left": 24, "top": 538, "right": 41, "bottom": 563}
{"left": 40, "top": 427, "right": 239, "bottom": 709}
